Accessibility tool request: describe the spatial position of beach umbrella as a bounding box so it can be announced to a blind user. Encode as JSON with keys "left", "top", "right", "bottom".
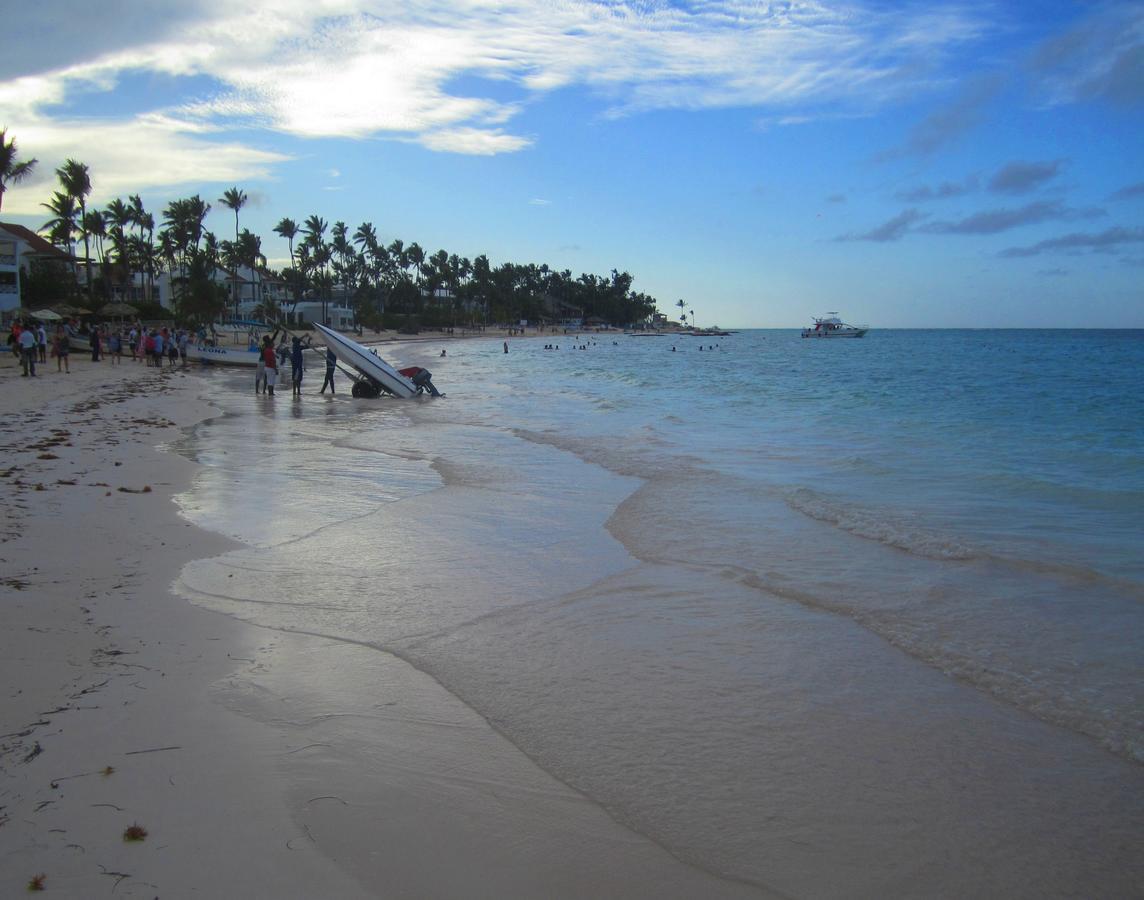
{"left": 31, "top": 308, "right": 63, "bottom": 321}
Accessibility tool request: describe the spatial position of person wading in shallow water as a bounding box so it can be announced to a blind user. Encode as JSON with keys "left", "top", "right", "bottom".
{"left": 320, "top": 347, "right": 337, "bottom": 394}
{"left": 255, "top": 343, "right": 267, "bottom": 393}
{"left": 262, "top": 336, "right": 278, "bottom": 396}
{"left": 290, "top": 337, "right": 305, "bottom": 397}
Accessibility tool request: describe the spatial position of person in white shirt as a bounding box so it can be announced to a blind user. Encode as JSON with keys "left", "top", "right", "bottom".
{"left": 18, "top": 325, "right": 37, "bottom": 376}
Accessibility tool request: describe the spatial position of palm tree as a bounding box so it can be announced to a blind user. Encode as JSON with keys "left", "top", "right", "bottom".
{"left": 303, "top": 215, "right": 329, "bottom": 324}
{"left": 313, "top": 243, "right": 333, "bottom": 325}
{"left": 40, "top": 191, "right": 79, "bottom": 299}
{"left": 162, "top": 196, "right": 210, "bottom": 264}
{"left": 156, "top": 229, "right": 178, "bottom": 294}
{"left": 161, "top": 196, "right": 213, "bottom": 317}
{"left": 219, "top": 186, "right": 247, "bottom": 316}
{"left": 126, "top": 194, "right": 152, "bottom": 301}
{"left": 407, "top": 242, "right": 425, "bottom": 290}
{"left": 83, "top": 211, "right": 108, "bottom": 300}
{"left": 273, "top": 217, "right": 299, "bottom": 265}
{"left": 675, "top": 298, "right": 688, "bottom": 327}
{"left": 293, "top": 243, "right": 313, "bottom": 318}
{"left": 41, "top": 191, "right": 78, "bottom": 253}
{"left": 0, "top": 129, "right": 37, "bottom": 214}
{"left": 104, "top": 199, "right": 135, "bottom": 302}
{"left": 128, "top": 234, "right": 159, "bottom": 306}
{"left": 139, "top": 211, "right": 156, "bottom": 304}
{"left": 352, "top": 222, "right": 377, "bottom": 256}
{"left": 331, "top": 221, "right": 354, "bottom": 304}
{"left": 57, "top": 159, "right": 94, "bottom": 303}
{"left": 302, "top": 214, "right": 328, "bottom": 248}
{"left": 352, "top": 222, "right": 380, "bottom": 307}
{"left": 237, "top": 229, "right": 265, "bottom": 314}
{"left": 273, "top": 217, "right": 300, "bottom": 318}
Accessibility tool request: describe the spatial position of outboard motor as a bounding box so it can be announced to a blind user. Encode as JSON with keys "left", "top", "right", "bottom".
{"left": 398, "top": 366, "right": 441, "bottom": 397}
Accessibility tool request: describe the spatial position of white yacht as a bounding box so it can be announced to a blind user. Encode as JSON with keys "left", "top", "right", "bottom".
{"left": 801, "top": 313, "right": 868, "bottom": 338}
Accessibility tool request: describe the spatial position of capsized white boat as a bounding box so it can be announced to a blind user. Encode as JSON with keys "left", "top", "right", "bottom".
{"left": 801, "top": 313, "right": 868, "bottom": 338}
{"left": 314, "top": 323, "right": 440, "bottom": 398}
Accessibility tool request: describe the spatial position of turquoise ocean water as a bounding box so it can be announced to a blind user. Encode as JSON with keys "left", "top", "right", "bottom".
{"left": 174, "top": 329, "right": 1143, "bottom": 897}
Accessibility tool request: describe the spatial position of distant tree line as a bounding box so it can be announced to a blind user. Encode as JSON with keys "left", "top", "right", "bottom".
{"left": 1, "top": 131, "right": 661, "bottom": 328}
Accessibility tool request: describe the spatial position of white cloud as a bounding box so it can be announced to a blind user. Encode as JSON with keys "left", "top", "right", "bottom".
{"left": 0, "top": 0, "right": 999, "bottom": 196}
{"left": 1, "top": 116, "right": 289, "bottom": 215}
{"left": 416, "top": 127, "right": 532, "bottom": 155}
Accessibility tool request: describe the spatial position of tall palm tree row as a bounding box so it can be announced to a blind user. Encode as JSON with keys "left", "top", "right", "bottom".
{"left": 7, "top": 130, "right": 662, "bottom": 326}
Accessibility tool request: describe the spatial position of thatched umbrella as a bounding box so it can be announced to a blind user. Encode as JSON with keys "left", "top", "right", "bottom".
{"left": 102, "top": 301, "right": 139, "bottom": 318}
{"left": 52, "top": 304, "right": 93, "bottom": 316}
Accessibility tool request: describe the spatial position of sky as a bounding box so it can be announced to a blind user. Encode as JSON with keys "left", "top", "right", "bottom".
{"left": 1, "top": 0, "right": 1141, "bottom": 327}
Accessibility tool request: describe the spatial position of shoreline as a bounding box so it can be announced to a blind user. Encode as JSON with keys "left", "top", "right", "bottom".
{"left": 0, "top": 353, "right": 372, "bottom": 896}
{"left": 0, "top": 351, "right": 769, "bottom": 897}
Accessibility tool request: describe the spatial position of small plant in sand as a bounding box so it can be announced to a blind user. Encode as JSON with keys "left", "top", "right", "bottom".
{"left": 27, "top": 873, "right": 46, "bottom": 891}
{"left": 102, "top": 765, "right": 115, "bottom": 776}
{"left": 123, "top": 822, "right": 148, "bottom": 842}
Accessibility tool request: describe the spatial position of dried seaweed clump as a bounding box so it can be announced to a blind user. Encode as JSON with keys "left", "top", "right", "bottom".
{"left": 123, "top": 822, "right": 148, "bottom": 842}
{"left": 27, "top": 873, "right": 46, "bottom": 891}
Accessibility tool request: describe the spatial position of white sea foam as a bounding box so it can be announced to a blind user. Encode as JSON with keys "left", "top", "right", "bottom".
{"left": 783, "top": 486, "right": 977, "bottom": 560}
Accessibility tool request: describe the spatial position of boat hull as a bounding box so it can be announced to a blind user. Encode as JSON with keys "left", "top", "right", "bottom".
{"left": 185, "top": 344, "right": 263, "bottom": 366}
{"left": 801, "top": 328, "right": 867, "bottom": 338}
{"left": 314, "top": 323, "right": 418, "bottom": 398}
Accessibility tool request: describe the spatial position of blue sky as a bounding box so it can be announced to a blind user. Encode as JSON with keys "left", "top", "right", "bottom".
{"left": 1, "top": 0, "right": 1141, "bottom": 326}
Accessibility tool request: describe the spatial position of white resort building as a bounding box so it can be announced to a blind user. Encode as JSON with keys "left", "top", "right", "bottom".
{"left": 0, "top": 223, "right": 76, "bottom": 316}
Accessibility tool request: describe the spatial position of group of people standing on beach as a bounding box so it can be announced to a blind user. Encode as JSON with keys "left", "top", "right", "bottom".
{"left": 124, "top": 325, "right": 191, "bottom": 369}
{"left": 255, "top": 334, "right": 337, "bottom": 397}
{"left": 8, "top": 320, "right": 80, "bottom": 376}
{"left": 8, "top": 320, "right": 48, "bottom": 376}
{"left": 8, "top": 317, "right": 196, "bottom": 377}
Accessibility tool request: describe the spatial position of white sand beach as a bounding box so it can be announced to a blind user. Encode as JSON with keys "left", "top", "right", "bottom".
{"left": 0, "top": 349, "right": 765, "bottom": 898}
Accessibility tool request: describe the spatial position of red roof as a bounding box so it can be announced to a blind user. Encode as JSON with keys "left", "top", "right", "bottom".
{"left": 0, "top": 222, "right": 75, "bottom": 260}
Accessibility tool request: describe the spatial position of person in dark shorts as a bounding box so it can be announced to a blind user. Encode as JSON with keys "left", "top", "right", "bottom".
{"left": 320, "top": 347, "right": 337, "bottom": 394}
{"left": 55, "top": 325, "right": 70, "bottom": 373}
{"left": 290, "top": 337, "right": 305, "bottom": 396}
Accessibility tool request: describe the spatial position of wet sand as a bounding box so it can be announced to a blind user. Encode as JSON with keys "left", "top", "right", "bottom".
{"left": 0, "top": 349, "right": 766, "bottom": 898}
